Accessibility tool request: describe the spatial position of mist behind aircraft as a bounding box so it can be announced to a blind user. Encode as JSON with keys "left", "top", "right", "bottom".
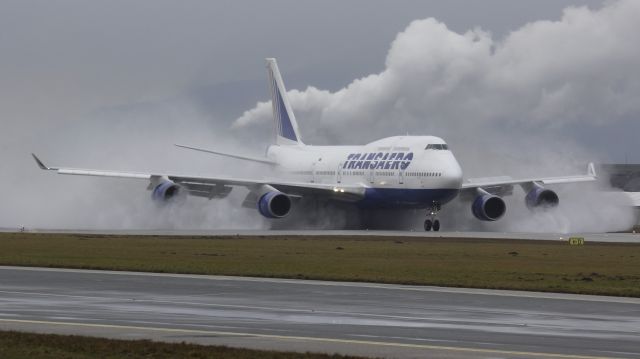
{"left": 1, "top": 0, "right": 638, "bottom": 232}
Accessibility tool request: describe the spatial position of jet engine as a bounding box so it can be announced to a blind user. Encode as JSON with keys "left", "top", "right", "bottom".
{"left": 152, "top": 180, "right": 185, "bottom": 203}
{"left": 258, "top": 191, "right": 292, "bottom": 218}
{"left": 525, "top": 186, "right": 559, "bottom": 209}
{"left": 472, "top": 194, "right": 506, "bottom": 221}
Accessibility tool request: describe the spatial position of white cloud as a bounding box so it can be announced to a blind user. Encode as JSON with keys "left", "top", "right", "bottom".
{"left": 235, "top": 0, "right": 640, "bottom": 147}
{"left": 3, "top": 0, "right": 636, "bottom": 232}
{"left": 232, "top": 0, "right": 639, "bottom": 232}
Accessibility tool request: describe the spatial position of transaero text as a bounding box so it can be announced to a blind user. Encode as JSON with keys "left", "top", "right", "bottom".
{"left": 343, "top": 152, "right": 413, "bottom": 170}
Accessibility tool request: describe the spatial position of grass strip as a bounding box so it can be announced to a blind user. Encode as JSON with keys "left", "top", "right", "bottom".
{"left": 0, "top": 232, "right": 639, "bottom": 297}
{"left": 0, "top": 330, "right": 363, "bottom": 359}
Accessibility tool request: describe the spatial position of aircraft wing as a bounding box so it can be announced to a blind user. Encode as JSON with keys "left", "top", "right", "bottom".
{"left": 459, "top": 163, "right": 597, "bottom": 198}
{"left": 167, "top": 174, "right": 366, "bottom": 202}
{"left": 31, "top": 154, "right": 366, "bottom": 202}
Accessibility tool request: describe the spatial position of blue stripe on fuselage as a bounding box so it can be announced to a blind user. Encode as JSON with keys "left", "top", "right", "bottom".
{"left": 358, "top": 188, "right": 459, "bottom": 209}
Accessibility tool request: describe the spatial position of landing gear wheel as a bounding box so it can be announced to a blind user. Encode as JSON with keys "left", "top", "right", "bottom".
{"left": 424, "top": 219, "right": 432, "bottom": 231}
{"left": 424, "top": 201, "right": 442, "bottom": 232}
{"left": 433, "top": 220, "right": 440, "bottom": 232}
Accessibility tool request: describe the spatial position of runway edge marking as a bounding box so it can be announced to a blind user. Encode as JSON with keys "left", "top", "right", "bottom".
{"left": 0, "top": 318, "right": 617, "bottom": 359}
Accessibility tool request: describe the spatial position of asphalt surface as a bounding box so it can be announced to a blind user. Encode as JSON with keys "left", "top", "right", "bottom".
{"left": 1, "top": 266, "right": 639, "bottom": 359}
{"left": 2, "top": 228, "right": 640, "bottom": 243}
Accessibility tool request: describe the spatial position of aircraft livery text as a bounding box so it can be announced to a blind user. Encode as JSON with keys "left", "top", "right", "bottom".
{"left": 343, "top": 152, "right": 414, "bottom": 170}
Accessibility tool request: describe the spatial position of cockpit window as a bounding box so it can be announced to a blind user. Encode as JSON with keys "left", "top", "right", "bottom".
{"left": 425, "top": 144, "right": 448, "bottom": 150}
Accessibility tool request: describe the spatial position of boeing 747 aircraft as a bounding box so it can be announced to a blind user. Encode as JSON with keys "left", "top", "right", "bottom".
{"left": 33, "top": 58, "right": 596, "bottom": 231}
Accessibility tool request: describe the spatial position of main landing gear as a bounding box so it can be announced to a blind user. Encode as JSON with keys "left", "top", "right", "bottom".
{"left": 424, "top": 202, "right": 441, "bottom": 232}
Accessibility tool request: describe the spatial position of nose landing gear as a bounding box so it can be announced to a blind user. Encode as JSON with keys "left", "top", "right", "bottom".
{"left": 424, "top": 202, "right": 441, "bottom": 232}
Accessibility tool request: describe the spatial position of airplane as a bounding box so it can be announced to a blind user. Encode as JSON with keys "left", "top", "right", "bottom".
{"left": 32, "top": 58, "right": 597, "bottom": 231}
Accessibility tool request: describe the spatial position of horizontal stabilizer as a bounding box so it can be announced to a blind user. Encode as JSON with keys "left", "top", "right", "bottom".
{"left": 175, "top": 144, "right": 277, "bottom": 165}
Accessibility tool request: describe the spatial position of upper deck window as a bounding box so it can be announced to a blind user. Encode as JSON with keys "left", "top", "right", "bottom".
{"left": 425, "top": 144, "right": 448, "bottom": 150}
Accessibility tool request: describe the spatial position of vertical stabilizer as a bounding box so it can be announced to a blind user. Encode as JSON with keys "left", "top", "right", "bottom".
{"left": 266, "top": 58, "right": 304, "bottom": 146}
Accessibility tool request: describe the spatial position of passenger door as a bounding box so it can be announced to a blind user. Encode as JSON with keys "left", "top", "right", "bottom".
{"left": 368, "top": 168, "right": 375, "bottom": 184}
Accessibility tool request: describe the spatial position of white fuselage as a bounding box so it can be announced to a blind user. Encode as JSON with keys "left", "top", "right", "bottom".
{"left": 267, "top": 135, "right": 463, "bottom": 208}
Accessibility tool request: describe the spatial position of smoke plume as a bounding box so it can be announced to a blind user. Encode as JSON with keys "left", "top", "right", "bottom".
{"left": 234, "top": 0, "right": 640, "bottom": 232}
{"left": 1, "top": 0, "right": 638, "bottom": 232}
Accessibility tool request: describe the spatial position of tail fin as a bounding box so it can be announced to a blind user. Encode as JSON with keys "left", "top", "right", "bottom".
{"left": 266, "top": 58, "right": 304, "bottom": 146}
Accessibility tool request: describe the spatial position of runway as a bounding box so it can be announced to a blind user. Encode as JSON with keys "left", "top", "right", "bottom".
{"left": 2, "top": 228, "right": 640, "bottom": 243}
{"left": 1, "top": 266, "right": 639, "bottom": 358}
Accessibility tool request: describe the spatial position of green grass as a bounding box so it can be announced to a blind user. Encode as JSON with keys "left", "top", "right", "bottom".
{"left": 1, "top": 232, "right": 639, "bottom": 296}
{"left": 0, "top": 330, "right": 364, "bottom": 359}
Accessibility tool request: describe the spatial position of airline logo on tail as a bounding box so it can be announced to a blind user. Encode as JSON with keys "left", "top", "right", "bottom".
{"left": 266, "top": 58, "right": 303, "bottom": 146}
{"left": 271, "top": 78, "right": 297, "bottom": 141}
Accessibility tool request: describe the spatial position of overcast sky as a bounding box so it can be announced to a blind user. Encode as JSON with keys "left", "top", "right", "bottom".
{"left": 2, "top": 0, "right": 617, "bottom": 147}
{"left": 2, "top": 0, "right": 638, "bottom": 230}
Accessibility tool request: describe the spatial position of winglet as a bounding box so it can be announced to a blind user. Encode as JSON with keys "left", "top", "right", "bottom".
{"left": 31, "top": 153, "right": 56, "bottom": 170}
{"left": 587, "top": 162, "right": 596, "bottom": 178}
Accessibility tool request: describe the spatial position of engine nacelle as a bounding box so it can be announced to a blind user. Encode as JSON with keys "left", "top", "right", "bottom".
{"left": 152, "top": 180, "right": 185, "bottom": 203}
{"left": 472, "top": 194, "right": 506, "bottom": 221}
{"left": 258, "top": 191, "right": 291, "bottom": 218}
{"left": 525, "top": 187, "right": 559, "bottom": 209}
